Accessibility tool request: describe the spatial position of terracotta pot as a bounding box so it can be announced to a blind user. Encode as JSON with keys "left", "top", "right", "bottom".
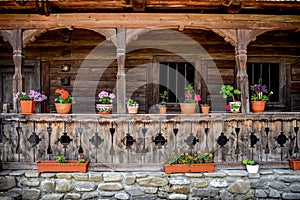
{"left": 55, "top": 103, "right": 72, "bottom": 114}
{"left": 20, "top": 100, "right": 36, "bottom": 114}
{"left": 37, "top": 160, "right": 89, "bottom": 172}
{"left": 127, "top": 104, "right": 139, "bottom": 114}
{"left": 251, "top": 101, "right": 266, "bottom": 113}
{"left": 289, "top": 159, "right": 300, "bottom": 170}
{"left": 229, "top": 101, "right": 241, "bottom": 113}
{"left": 96, "top": 104, "right": 112, "bottom": 114}
{"left": 159, "top": 107, "right": 167, "bottom": 114}
{"left": 201, "top": 106, "right": 210, "bottom": 114}
{"left": 164, "top": 163, "right": 214, "bottom": 174}
{"left": 180, "top": 103, "right": 197, "bottom": 114}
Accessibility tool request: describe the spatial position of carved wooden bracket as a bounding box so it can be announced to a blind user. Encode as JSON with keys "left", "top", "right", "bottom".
{"left": 132, "top": 0, "right": 147, "bottom": 12}
{"left": 220, "top": 0, "right": 243, "bottom": 13}
{"left": 35, "top": 0, "right": 51, "bottom": 16}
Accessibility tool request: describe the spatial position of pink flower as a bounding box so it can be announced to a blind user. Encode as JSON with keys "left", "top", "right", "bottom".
{"left": 185, "top": 94, "right": 192, "bottom": 99}
{"left": 195, "top": 95, "right": 201, "bottom": 102}
{"left": 226, "top": 105, "right": 231, "bottom": 111}
{"left": 109, "top": 93, "right": 115, "bottom": 99}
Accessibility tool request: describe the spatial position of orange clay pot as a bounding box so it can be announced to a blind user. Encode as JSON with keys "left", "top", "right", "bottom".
{"left": 36, "top": 160, "right": 89, "bottom": 173}
{"left": 55, "top": 103, "right": 72, "bottom": 114}
{"left": 164, "top": 163, "right": 214, "bottom": 174}
{"left": 20, "top": 100, "right": 36, "bottom": 114}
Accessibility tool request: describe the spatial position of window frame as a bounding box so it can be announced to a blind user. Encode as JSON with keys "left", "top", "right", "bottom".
{"left": 247, "top": 57, "right": 286, "bottom": 109}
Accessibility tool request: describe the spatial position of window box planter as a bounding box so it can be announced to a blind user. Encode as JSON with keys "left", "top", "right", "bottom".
{"left": 289, "top": 159, "right": 300, "bottom": 170}
{"left": 164, "top": 163, "right": 214, "bottom": 174}
{"left": 36, "top": 160, "right": 89, "bottom": 173}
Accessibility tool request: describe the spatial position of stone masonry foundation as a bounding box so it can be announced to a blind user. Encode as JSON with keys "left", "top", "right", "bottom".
{"left": 0, "top": 169, "right": 300, "bottom": 200}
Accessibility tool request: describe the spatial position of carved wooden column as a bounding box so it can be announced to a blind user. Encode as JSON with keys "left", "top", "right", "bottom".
{"left": 235, "top": 29, "right": 249, "bottom": 113}
{"left": 13, "top": 29, "right": 25, "bottom": 112}
{"left": 116, "top": 28, "right": 126, "bottom": 113}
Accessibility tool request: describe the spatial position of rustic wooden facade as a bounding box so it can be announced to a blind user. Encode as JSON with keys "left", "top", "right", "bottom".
{"left": 0, "top": 0, "right": 300, "bottom": 170}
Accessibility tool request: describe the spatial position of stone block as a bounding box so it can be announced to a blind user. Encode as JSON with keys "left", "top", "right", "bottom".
{"left": 124, "top": 173, "right": 136, "bottom": 185}
{"left": 41, "top": 193, "right": 64, "bottom": 200}
{"left": 226, "top": 170, "right": 248, "bottom": 177}
{"left": 0, "top": 176, "right": 16, "bottom": 191}
{"left": 193, "top": 180, "right": 208, "bottom": 188}
{"left": 103, "top": 173, "right": 123, "bottom": 182}
{"left": 227, "top": 180, "right": 250, "bottom": 194}
{"left": 10, "top": 188, "right": 40, "bottom": 200}
{"left": 56, "top": 173, "right": 72, "bottom": 179}
{"left": 204, "top": 172, "right": 226, "bottom": 178}
{"left": 100, "top": 191, "right": 117, "bottom": 197}
{"left": 184, "top": 173, "right": 204, "bottom": 178}
{"left": 168, "top": 193, "right": 188, "bottom": 199}
{"left": 254, "top": 189, "right": 268, "bottom": 198}
{"left": 74, "top": 181, "right": 97, "bottom": 192}
{"left": 55, "top": 179, "right": 74, "bottom": 192}
{"left": 81, "top": 191, "right": 100, "bottom": 199}
{"left": 19, "top": 178, "right": 40, "bottom": 187}
{"left": 269, "top": 188, "right": 281, "bottom": 198}
{"left": 210, "top": 179, "right": 228, "bottom": 188}
{"left": 115, "top": 192, "right": 130, "bottom": 200}
{"left": 169, "top": 177, "right": 190, "bottom": 185}
{"left": 142, "top": 186, "right": 158, "bottom": 194}
{"left": 191, "top": 188, "right": 218, "bottom": 197}
{"left": 125, "top": 185, "right": 144, "bottom": 196}
{"left": 65, "top": 193, "right": 81, "bottom": 200}
{"left": 24, "top": 171, "right": 39, "bottom": 178}
{"left": 72, "top": 173, "right": 88, "bottom": 181}
{"left": 282, "top": 193, "right": 300, "bottom": 200}
{"left": 220, "top": 189, "right": 234, "bottom": 199}
{"left": 137, "top": 177, "right": 168, "bottom": 187}
{"left": 98, "top": 183, "right": 124, "bottom": 191}
{"left": 88, "top": 173, "right": 103, "bottom": 182}
{"left": 41, "top": 180, "right": 55, "bottom": 193}
{"left": 278, "top": 175, "right": 300, "bottom": 183}
{"left": 8, "top": 170, "right": 26, "bottom": 176}
{"left": 290, "top": 183, "right": 300, "bottom": 192}
{"left": 40, "top": 173, "right": 56, "bottom": 178}
{"left": 269, "top": 181, "right": 290, "bottom": 192}
{"left": 169, "top": 185, "right": 190, "bottom": 194}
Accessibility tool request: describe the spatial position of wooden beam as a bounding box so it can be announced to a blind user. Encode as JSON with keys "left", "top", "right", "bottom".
{"left": 116, "top": 28, "right": 126, "bottom": 114}
{"left": 0, "top": 14, "right": 299, "bottom": 30}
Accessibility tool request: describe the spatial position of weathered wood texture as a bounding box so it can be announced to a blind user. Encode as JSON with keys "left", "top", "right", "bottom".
{"left": 1, "top": 28, "right": 300, "bottom": 112}
{"left": 1, "top": 113, "right": 299, "bottom": 170}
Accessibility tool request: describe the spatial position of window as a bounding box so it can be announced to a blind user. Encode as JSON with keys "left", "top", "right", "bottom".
{"left": 247, "top": 62, "right": 281, "bottom": 104}
{"left": 159, "top": 62, "right": 195, "bottom": 103}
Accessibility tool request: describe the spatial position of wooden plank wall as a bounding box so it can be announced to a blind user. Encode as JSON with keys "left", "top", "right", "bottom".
{"left": 0, "top": 29, "right": 300, "bottom": 112}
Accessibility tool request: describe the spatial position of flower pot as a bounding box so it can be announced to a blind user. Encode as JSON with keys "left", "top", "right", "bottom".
{"left": 180, "top": 103, "right": 197, "bottom": 114}
{"left": 20, "top": 100, "right": 36, "bottom": 114}
{"left": 201, "top": 106, "right": 210, "bottom": 114}
{"left": 96, "top": 104, "right": 112, "bottom": 114}
{"left": 246, "top": 164, "right": 259, "bottom": 173}
{"left": 229, "top": 101, "right": 241, "bottom": 113}
{"left": 164, "top": 163, "right": 214, "bottom": 174}
{"left": 37, "top": 160, "right": 89, "bottom": 173}
{"left": 55, "top": 103, "right": 72, "bottom": 114}
{"left": 127, "top": 104, "right": 139, "bottom": 114}
{"left": 289, "top": 159, "right": 300, "bottom": 170}
{"left": 159, "top": 107, "right": 167, "bottom": 114}
{"left": 251, "top": 101, "right": 266, "bottom": 113}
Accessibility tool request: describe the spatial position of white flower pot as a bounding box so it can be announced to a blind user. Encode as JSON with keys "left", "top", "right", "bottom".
{"left": 246, "top": 164, "right": 259, "bottom": 173}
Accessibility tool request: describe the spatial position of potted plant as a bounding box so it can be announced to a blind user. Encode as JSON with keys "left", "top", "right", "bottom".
{"left": 125, "top": 97, "right": 139, "bottom": 114}
{"left": 200, "top": 103, "right": 210, "bottom": 114}
{"left": 250, "top": 78, "right": 273, "bottom": 113}
{"left": 96, "top": 90, "right": 115, "bottom": 114}
{"left": 36, "top": 155, "right": 89, "bottom": 173}
{"left": 180, "top": 84, "right": 201, "bottom": 114}
{"left": 220, "top": 85, "right": 241, "bottom": 112}
{"left": 242, "top": 159, "right": 259, "bottom": 173}
{"left": 14, "top": 90, "right": 47, "bottom": 114}
{"left": 159, "top": 90, "right": 168, "bottom": 114}
{"left": 289, "top": 158, "right": 300, "bottom": 170}
{"left": 164, "top": 150, "right": 214, "bottom": 174}
{"left": 54, "top": 89, "right": 75, "bottom": 114}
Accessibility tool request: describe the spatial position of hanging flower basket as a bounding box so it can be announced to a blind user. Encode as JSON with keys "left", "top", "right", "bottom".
{"left": 20, "top": 100, "right": 36, "bottom": 114}
{"left": 164, "top": 163, "right": 214, "bottom": 174}
{"left": 289, "top": 159, "right": 300, "bottom": 170}
{"left": 36, "top": 160, "right": 89, "bottom": 173}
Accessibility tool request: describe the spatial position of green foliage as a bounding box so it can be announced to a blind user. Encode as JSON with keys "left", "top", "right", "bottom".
{"left": 164, "top": 150, "right": 213, "bottom": 165}
{"left": 242, "top": 159, "right": 257, "bottom": 165}
{"left": 56, "top": 155, "right": 67, "bottom": 163}
{"left": 160, "top": 90, "right": 168, "bottom": 102}
{"left": 220, "top": 85, "right": 241, "bottom": 102}
{"left": 125, "top": 97, "right": 138, "bottom": 105}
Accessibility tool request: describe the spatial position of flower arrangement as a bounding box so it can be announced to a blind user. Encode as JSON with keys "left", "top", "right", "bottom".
{"left": 14, "top": 90, "right": 47, "bottom": 102}
{"left": 78, "top": 155, "right": 87, "bottom": 163}
{"left": 164, "top": 150, "right": 213, "bottom": 165}
{"left": 98, "top": 90, "right": 115, "bottom": 104}
{"left": 250, "top": 78, "right": 273, "bottom": 101}
{"left": 125, "top": 97, "right": 138, "bottom": 107}
{"left": 55, "top": 89, "right": 75, "bottom": 104}
{"left": 183, "top": 84, "right": 201, "bottom": 103}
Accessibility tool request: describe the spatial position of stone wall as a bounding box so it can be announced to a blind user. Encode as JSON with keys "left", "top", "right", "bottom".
{"left": 0, "top": 169, "right": 300, "bottom": 200}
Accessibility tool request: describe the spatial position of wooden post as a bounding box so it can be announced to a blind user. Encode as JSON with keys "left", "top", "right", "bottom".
{"left": 116, "top": 28, "right": 126, "bottom": 114}
{"left": 12, "top": 29, "right": 25, "bottom": 112}
{"left": 235, "top": 29, "right": 249, "bottom": 113}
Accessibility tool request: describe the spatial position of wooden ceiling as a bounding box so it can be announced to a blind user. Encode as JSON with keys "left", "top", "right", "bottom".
{"left": 0, "top": 0, "right": 299, "bottom": 15}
